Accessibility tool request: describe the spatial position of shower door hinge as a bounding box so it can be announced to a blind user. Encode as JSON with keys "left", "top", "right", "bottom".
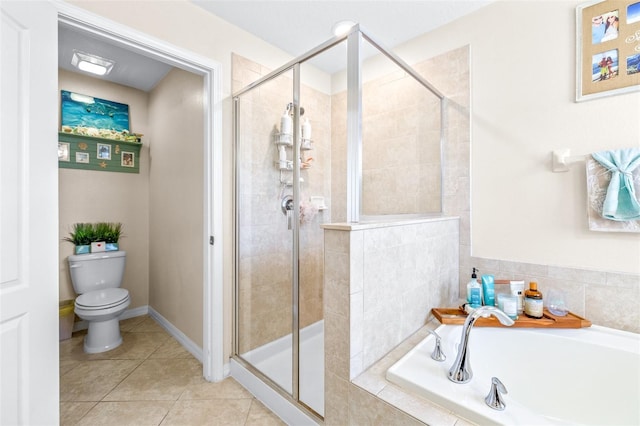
{"left": 209, "top": 236, "right": 214, "bottom": 245}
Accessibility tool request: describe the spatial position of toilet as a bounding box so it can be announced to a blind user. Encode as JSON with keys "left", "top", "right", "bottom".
{"left": 68, "top": 250, "right": 130, "bottom": 353}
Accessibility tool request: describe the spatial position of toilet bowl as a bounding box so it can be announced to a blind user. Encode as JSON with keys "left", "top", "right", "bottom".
{"left": 75, "top": 288, "right": 130, "bottom": 353}
{"left": 68, "top": 251, "right": 130, "bottom": 354}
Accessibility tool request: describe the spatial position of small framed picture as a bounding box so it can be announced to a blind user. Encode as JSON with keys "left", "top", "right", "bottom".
{"left": 58, "top": 142, "right": 70, "bottom": 162}
{"left": 76, "top": 152, "right": 90, "bottom": 164}
{"left": 97, "top": 143, "right": 111, "bottom": 160}
{"left": 121, "top": 151, "right": 135, "bottom": 168}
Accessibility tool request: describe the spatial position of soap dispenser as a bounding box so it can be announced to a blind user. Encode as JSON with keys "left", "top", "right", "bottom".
{"left": 467, "top": 268, "right": 482, "bottom": 308}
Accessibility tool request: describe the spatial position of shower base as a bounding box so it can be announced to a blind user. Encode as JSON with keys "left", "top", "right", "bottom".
{"left": 233, "top": 320, "right": 324, "bottom": 420}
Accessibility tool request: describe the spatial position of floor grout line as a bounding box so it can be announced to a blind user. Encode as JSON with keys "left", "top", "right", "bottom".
{"left": 60, "top": 315, "right": 285, "bottom": 426}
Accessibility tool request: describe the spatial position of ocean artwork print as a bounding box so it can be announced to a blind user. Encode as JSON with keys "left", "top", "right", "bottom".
{"left": 60, "top": 90, "right": 139, "bottom": 142}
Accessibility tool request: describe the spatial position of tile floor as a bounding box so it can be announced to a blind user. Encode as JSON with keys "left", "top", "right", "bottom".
{"left": 60, "top": 315, "right": 285, "bottom": 426}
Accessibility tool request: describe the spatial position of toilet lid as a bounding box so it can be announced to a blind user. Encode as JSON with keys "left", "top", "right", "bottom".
{"left": 75, "top": 288, "right": 129, "bottom": 310}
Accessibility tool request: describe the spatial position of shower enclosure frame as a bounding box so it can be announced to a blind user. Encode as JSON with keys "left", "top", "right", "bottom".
{"left": 232, "top": 25, "right": 446, "bottom": 421}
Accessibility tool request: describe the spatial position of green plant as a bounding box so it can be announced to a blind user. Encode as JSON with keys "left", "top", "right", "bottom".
{"left": 94, "top": 222, "right": 110, "bottom": 242}
{"left": 99, "top": 222, "right": 123, "bottom": 243}
{"left": 63, "top": 223, "right": 95, "bottom": 246}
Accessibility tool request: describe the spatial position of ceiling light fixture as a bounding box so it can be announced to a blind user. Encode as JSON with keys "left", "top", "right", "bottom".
{"left": 71, "top": 50, "right": 115, "bottom": 76}
{"left": 332, "top": 20, "right": 357, "bottom": 37}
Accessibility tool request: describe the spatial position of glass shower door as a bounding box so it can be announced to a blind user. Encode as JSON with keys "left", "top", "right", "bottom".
{"left": 235, "top": 70, "right": 295, "bottom": 396}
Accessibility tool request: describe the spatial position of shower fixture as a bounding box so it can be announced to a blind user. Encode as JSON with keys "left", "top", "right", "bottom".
{"left": 285, "top": 102, "right": 305, "bottom": 116}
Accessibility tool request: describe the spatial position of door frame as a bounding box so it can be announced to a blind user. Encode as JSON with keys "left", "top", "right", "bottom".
{"left": 56, "top": 2, "right": 224, "bottom": 381}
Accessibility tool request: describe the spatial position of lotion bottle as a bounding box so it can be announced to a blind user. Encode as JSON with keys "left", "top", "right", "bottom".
{"left": 524, "top": 281, "right": 544, "bottom": 318}
{"left": 467, "top": 268, "right": 482, "bottom": 308}
{"left": 481, "top": 274, "right": 495, "bottom": 306}
{"left": 509, "top": 280, "right": 525, "bottom": 315}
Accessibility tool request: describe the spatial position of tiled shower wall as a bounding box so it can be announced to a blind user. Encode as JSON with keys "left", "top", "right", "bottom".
{"left": 323, "top": 45, "right": 470, "bottom": 426}
{"left": 331, "top": 67, "right": 443, "bottom": 221}
{"left": 232, "top": 54, "right": 330, "bottom": 353}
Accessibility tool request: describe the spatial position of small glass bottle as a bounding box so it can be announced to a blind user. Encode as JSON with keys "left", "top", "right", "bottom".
{"left": 524, "top": 281, "right": 544, "bottom": 318}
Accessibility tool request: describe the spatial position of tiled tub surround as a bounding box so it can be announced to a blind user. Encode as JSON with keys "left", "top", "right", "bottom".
{"left": 323, "top": 216, "right": 460, "bottom": 425}
{"left": 459, "top": 258, "right": 640, "bottom": 334}
{"left": 330, "top": 254, "right": 640, "bottom": 426}
{"left": 351, "top": 258, "right": 640, "bottom": 425}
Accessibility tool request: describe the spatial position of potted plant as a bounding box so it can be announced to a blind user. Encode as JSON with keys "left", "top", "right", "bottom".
{"left": 102, "top": 222, "right": 123, "bottom": 251}
{"left": 63, "top": 223, "right": 95, "bottom": 255}
{"left": 91, "top": 222, "right": 109, "bottom": 253}
{"left": 92, "top": 222, "right": 123, "bottom": 252}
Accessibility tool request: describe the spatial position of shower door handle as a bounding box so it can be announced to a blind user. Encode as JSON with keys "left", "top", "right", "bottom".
{"left": 281, "top": 195, "right": 294, "bottom": 230}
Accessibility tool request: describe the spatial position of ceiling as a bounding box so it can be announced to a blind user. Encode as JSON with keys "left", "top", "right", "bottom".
{"left": 192, "top": 0, "right": 491, "bottom": 73}
{"left": 58, "top": 1, "right": 491, "bottom": 91}
{"left": 58, "top": 23, "right": 173, "bottom": 92}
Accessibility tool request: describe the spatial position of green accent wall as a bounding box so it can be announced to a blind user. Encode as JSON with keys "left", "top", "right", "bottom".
{"left": 58, "top": 132, "right": 141, "bottom": 174}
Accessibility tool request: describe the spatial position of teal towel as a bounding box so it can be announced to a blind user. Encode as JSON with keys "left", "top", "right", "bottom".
{"left": 591, "top": 148, "right": 640, "bottom": 221}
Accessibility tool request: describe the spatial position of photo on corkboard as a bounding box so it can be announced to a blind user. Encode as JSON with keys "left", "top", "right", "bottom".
{"left": 577, "top": 0, "right": 640, "bottom": 101}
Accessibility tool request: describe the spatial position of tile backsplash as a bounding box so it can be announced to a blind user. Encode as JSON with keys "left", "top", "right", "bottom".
{"left": 460, "top": 258, "right": 640, "bottom": 333}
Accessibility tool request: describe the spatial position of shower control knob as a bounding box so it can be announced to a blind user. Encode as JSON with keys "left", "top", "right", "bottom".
{"left": 281, "top": 195, "right": 294, "bottom": 230}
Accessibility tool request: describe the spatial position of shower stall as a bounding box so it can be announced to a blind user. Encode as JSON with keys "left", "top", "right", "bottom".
{"left": 232, "top": 26, "right": 446, "bottom": 421}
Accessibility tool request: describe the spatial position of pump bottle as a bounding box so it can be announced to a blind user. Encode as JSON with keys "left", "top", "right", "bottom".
{"left": 466, "top": 268, "right": 482, "bottom": 308}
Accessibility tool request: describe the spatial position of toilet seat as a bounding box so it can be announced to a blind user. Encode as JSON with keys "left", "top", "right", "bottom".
{"left": 75, "top": 288, "right": 129, "bottom": 310}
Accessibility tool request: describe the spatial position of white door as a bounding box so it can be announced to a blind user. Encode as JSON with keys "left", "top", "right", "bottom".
{"left": 1, "top": 1, "right": 59, "bottom": 424}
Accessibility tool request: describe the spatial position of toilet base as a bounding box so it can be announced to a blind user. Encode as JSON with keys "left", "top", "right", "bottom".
{"left": 84, "top": 317, "right": 124, "bottom": 354}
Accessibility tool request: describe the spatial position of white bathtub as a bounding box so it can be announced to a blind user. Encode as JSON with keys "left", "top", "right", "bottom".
{"left": 386, "top": 324, "right": 639, "bottom": 425}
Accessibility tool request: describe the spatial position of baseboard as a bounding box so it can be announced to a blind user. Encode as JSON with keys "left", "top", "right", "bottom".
{"left": 72, "top": 305, "right": 149, "bottom": 332}
{"left": 148, "top": 306, "right": 203, "bottom": 363}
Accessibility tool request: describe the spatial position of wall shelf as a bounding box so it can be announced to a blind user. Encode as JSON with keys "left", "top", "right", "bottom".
{"left": 58, "top": 132, "right": 142, "bottom": 174}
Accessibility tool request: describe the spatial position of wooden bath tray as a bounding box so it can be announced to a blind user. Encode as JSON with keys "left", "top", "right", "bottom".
{"left": 432, "top": 307, "right": 591, "bottom": 328}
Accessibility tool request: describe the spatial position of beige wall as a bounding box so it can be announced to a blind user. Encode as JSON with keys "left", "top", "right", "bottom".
{"left": 148, "top": 68, "right": 205, "bottom": 346}
{"left": 391, "top": 1, "right": 640, "bottom": 274}
{"left": 58, "top": 69, "right": 150, "bottom": 309}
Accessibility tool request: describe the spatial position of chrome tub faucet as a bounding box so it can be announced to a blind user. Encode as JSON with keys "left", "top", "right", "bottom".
{"left": 448, "top": 306, "right": 515, "bottom": 384}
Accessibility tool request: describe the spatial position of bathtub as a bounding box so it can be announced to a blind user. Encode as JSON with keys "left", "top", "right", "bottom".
{"left": 386, "top": 324, "right": 639, "bottom": 425}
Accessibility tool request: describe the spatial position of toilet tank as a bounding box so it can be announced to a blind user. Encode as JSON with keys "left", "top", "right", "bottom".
{"left": 68, "top": 250, "right": 126, "bottom": 294}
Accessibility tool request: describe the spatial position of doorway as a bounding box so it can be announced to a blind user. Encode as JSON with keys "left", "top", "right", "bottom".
{"left": 56, "top": 3, "right": 224, "bottom": 382}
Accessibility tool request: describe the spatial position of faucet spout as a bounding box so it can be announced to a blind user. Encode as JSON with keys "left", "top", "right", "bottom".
{"left": 447, "top": 306, "right": 514, "bottom": 384}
